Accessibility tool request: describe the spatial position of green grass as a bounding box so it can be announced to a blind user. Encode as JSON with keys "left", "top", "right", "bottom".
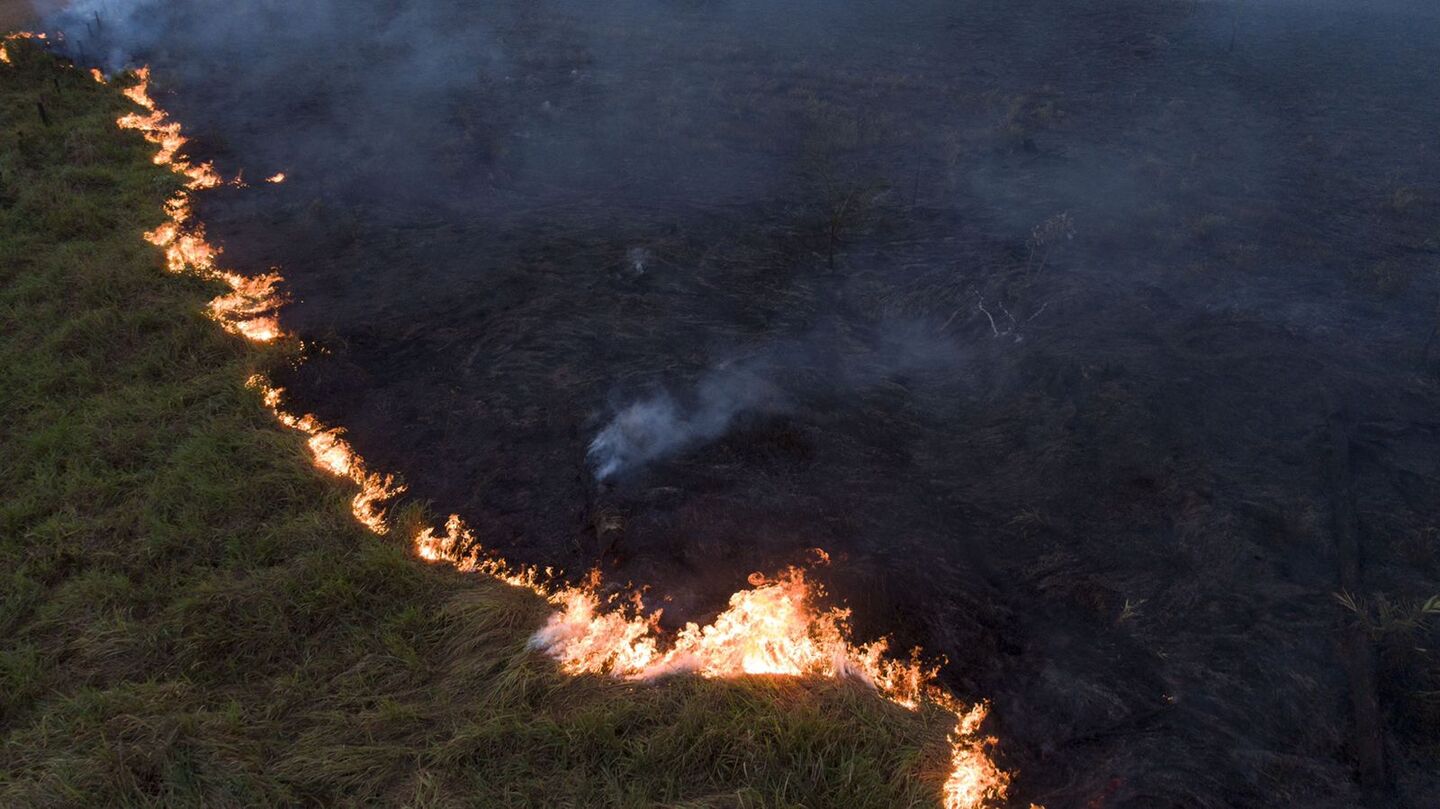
{"left": 0, "top": 43, "right": 954, "bottom": 808}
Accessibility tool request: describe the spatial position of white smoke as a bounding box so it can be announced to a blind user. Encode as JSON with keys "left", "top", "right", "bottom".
{"left": 588, "top": 321, "right": 967, "bottom": 480}
{"left": 589, "top": 367, "right": 785, "bottom": 481}
{"left": 44, "top": 0, "right": 166, "bottom": 71}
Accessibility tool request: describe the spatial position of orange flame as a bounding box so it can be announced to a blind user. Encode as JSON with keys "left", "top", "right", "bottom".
{"left": 116, "top": 67, "right": 223, "bottom": 189}
{"left": 116, "top": 67, "right": 284, "bottom": 343}
{"left": 251, "top": 378, "right": 404, "bottom": 533}
{"left": 266, "top": 172, "right": 286, "bottom": 184}
{"left": 1, "top": 31, "right": 46, "bottom": 64}
{"left": 212, "top": 272, "right": 286, "bottom": 342}
{"left": 248, "top": 375, "right": 1010, "bottom": 807}
{"left": 116, "top": 59, "right": 1013, "bottom": 807}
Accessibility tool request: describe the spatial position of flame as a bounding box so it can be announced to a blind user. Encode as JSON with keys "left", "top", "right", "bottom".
{"left": 111, "top": 58, "right": 1013, "bottom": 808}
{"left": 255, "top": 370, "right": 1010, "bottom": 806}
{"left": 115, "top": 67, "right": 284, "bottom": 343}
{"left": 266, "top": 172, "right": 286, "bottom": 184}
{"left": 250, "top": 378, "right": 404, "bottom": 533}
{"left": 212, "top": 272, "right": 285, "bottom": 342}
{"left": 116, "top": 67, "right": 223, "bottom": 188}
{"left": 120, "top": 67, "right": 156, "bottom": 109}
{"left": 1, "top": 31, "right": 45, "bottom": 64}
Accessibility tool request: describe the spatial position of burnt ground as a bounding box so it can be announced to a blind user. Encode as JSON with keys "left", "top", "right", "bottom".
{"left": 100, "top": 0, "right": 1440, "bottom": 805}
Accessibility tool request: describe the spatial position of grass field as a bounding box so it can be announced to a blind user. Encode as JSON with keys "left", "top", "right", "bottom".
{"left": 0, "top": 41, "right": 959, "bottom": 808}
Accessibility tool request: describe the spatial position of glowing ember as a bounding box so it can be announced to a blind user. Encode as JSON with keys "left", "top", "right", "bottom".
{"left": 266, "top": 172, "right": 286, "bottom": 183}
{"left": 113, "top": 56, "right": 1013, "bottom": 808}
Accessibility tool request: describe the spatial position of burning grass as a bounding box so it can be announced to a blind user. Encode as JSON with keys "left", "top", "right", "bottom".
{"left": 0, "top": 38, "right": 1001, "bottom": 807}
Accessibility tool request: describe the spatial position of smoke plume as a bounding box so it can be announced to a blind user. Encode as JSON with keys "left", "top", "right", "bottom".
{"left": 590, "top": 321, "right": 966, "bottom": 479}
{"left": 589, "top": 370, "right": 784, "bottom": 481}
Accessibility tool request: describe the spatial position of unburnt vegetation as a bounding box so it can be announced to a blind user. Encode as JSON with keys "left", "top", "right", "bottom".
{"left": 24, "top": 0, "right": 1440, "bottom": 805}
{"left": 0, "top": 44, "right": 958, "bottom": 808}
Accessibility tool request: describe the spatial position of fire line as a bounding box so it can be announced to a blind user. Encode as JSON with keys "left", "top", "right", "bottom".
{"left": 36, "top": 48, "right": 1015, "bottom": 808}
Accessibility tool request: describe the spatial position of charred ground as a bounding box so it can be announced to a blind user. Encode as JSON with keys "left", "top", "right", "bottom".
{"left": 50, "top": 0, "right": 1440, "bottom": 806}
{"left": 0, "top": 41, "right": 970, "bottom": 808}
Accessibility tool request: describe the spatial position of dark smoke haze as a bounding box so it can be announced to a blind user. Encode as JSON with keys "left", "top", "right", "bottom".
{"left": 38, "top": 1, "right": 1440, "bottom": 807}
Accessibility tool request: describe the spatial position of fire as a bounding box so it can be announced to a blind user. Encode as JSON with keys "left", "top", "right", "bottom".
{"left": 111, "top": 56, "right": 1013, "bottom": 808}
{"left": 114, "top": 66, "right": 284, "bottom": 343}
{"left": 1, "top": 31, "right": 45, "bottom": 64}
{"left": 243, "top": 374, "right": 1012, "bottom": 806}
{"left": 266, "top": 172, "right": 286, "bottom": 184}
{"left": 121, "top": 66, "right": 156, "bottom": 109}
{"left": 211, "top": 272, "right": 285, "bottom": 342}
{"left": 251, "top": 378, "right": 405, "bottom": 533}
{"left": 116, "top": 67, "right": 223, "bottom": 188}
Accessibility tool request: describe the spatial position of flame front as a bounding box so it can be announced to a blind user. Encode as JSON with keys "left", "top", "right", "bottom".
{"left": 113, "top": 67, "right": 283, "bottom": 343}
{"left": 97, "top": 52, "right": 1012, "bottom": 809}
{"left": 242, "top": 376, "right": 1010, "bottom": 807}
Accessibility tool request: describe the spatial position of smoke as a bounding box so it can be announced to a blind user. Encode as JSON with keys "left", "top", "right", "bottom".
{"left": 44, "top": 0, "right": 163, "bottom": 71}
{"left": 589, "top": 369, "right": 785, "bottom": 481}
{"left": 29, "top": 1, "right": 1440, "bottom": 804}
{"left": 589, "top": 320, "right": 966, "bottom": 480}
{"left": 38, "top": 0, "right": 877, "bottom": 214}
